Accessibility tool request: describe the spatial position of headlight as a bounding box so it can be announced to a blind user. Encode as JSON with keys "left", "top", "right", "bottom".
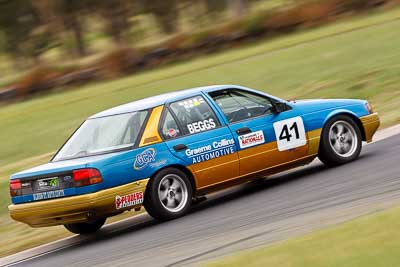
{"left": 365, "top": 102, "right": 374, "bottom": 114}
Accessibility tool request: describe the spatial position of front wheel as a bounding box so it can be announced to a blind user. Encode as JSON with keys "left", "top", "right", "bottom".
{"left": 319, "top": 115, "right": 362, "bottom": 166}
{"left": 144, "top": 168, "right": 193, "bottom": 221}
{"left": 64, "top": 218, "right": 106, "bottom": 234}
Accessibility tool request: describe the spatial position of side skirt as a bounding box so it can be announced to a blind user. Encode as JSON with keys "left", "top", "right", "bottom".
{"left": 195, "top": 154, "right": 317, "bottom": 195}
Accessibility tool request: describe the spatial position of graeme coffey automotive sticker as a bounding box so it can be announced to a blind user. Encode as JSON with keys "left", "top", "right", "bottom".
{"left": 134, "top": 148, "right": 156, "bottom": 170}
{"left": 115, "top": 192, "right": 144, "bottom": 209}
{"left": 185, "top": 138, "right": 235, "bottom": 164}
{"left": 33, "top": 190, "right": 65, "bottom": 201}
{"left": 239, "top": 130, "right": 265, "bottom": 149}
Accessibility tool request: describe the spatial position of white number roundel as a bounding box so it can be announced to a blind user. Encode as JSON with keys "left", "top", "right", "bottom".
{"left": 273, "top": 116, "right": 306, "bottom": 151}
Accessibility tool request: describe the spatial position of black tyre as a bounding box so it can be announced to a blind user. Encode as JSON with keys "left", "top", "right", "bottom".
{"left": 64, "top": 218, "right": 106, "bottom": 234}
{"left": 319, "top": 115, "right": 362, "bottom": 167}
{"left": 144, "top": 168, "right": 193, "bottom": 221}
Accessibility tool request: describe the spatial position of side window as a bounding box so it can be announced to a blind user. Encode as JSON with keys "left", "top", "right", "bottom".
{"left": 161, "top": 110, "right": 181, "bottom": 140}
{"left": 209, "top": 90, "right": 274, "bottom": 123}
{"left": 122, "top": 111, "right": 148, "bottom": 144}
{"left": 170, "top": 96, "right": 221, "bottom": 135}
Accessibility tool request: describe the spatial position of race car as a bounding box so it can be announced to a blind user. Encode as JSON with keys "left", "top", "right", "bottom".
{"left": 9, "top": 85, "right": 380, "bottom": 234}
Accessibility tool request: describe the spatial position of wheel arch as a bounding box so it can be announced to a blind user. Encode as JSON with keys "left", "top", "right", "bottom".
{"left": 322, "top": 110, "right": 366, "bottom": 141}
{"left": 148, "top": 164, "right": 197, "bottom": 194}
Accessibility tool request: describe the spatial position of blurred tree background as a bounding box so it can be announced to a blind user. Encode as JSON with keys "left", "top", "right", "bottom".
{"left": 0, "top": 0, "right": 260, "bottom": 65}
{"left": 0, "top": 0, "right": 393, "bottom": 99}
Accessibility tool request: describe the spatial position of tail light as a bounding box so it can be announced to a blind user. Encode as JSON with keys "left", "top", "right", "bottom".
{"left": 10, "top": 179, "right": 22, "bottom": 197}
{"left": 73, "top": 168, "right": 103, "bottom": 187}
{"left": 366, "top": 103, "right": 374, "bottom": 114}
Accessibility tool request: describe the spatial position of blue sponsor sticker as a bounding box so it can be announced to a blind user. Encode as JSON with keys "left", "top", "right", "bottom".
{"left": 33, "top": 190, "right": 65, "bottom": 201}
{"left": 134, "top": 148, "right": 157, "bottom": 170}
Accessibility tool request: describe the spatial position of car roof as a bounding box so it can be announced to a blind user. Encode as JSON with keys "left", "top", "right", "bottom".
{"left": 89, "top": 85, "right": 245, "bottom": 119}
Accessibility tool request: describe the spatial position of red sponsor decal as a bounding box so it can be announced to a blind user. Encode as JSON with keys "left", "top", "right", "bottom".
{"left": 115, "top": 191, "right": 144, "bottom": 209}
{"left": 241, "top": 135, "right": 263, "bottom": 145}
{"left": 168, "top": 128, "right": 178, "bottom": 138}
{"left": 239, "top": 130, "right": 265, "bottom": 149}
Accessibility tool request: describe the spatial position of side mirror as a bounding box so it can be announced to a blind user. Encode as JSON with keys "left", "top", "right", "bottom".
{"left": 272, "top": 102, "right": 290, "bottom": 113}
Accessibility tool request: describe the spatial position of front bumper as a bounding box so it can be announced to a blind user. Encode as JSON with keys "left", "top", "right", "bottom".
{"left": 9, "top": 178, "right": 149, "bottom": 227}
{"left": 360, "top": 113, "right": 380, "bottom": 143}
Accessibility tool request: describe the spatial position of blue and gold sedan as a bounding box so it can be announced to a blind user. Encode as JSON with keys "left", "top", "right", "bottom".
{"left": 9, "top": 85, "right": 380, "bottom": 234}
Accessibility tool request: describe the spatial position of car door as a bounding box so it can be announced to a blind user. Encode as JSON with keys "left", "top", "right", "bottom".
{"left": 160, "top": 95, "right": 239, "bottom": 190}
{"left": 207, "top": 89, "right": 309, "bottom": 176}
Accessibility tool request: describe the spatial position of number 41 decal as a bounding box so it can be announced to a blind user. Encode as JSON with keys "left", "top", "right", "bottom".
{"left": 273, "top": 117, "right": 307, "bottom": 151}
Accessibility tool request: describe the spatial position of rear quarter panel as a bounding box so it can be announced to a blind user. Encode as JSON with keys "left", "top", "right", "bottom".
{"left": 85, "top": 143, "right": 186, "bottom": 189}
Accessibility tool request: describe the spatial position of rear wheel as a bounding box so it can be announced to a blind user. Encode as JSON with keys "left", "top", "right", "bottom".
{"left": 64, "top": 218, "right": 106, "bottom": 234}
{"left": 144, "top": 168, "right": 193, "bottom": 221}
{"left": 319, "top": 115, "right": 362, "bottom": 166}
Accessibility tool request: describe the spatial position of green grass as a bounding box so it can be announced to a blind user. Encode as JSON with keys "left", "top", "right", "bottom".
{"left": 1, "top": 7, "right": 400, "bottom": 168}
{"left": 1, "top": 6, "right": 400, "bottom": 258}
{"left": 0, "top": 207, "right": 143, "bottom": 258}
{"left": 207, "top": 206, "right": 400, "bottom": 267}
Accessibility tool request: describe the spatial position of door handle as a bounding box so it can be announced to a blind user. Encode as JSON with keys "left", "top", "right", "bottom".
{"left": 173, "top": 144, "right": 188, "bottom": 152}
{"left": 236, "top": 127, "right": 252, "bottom": 135}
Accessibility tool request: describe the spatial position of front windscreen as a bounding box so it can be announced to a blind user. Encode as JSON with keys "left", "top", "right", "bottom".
{"left": 53, "top": 110, "right": 149, "bottom": 161}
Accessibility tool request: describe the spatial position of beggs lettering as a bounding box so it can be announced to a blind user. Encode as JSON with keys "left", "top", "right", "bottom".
{"left": 187, "top": 119, "right": 216, "bottom": 134}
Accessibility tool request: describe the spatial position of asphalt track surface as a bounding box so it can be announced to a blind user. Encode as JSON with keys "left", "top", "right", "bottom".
{"left": 4, "top": 134, "right": 400, "bottom": 267}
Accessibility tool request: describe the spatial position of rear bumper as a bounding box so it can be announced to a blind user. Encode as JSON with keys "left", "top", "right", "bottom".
{"left": 8, "top": 178, "right": 149, "bottom": 227}
{"left": 360, "top": 113, "right": 380, "bottom": 143}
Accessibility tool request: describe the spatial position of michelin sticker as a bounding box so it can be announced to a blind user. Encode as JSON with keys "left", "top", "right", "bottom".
{"left": 115, "top": 192, "right": 144, "bottom": 209}
{"left": 187, "top": 118, "right": 216, "bottom": 134}
{"left": 134, "top": 148, "right": 156, "bottom": 170}
{"left": 239, "top": 130, "right": 265, "bottom": 149}
{"left": 185, "top": 138, "right": 235, "bottom": 164}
